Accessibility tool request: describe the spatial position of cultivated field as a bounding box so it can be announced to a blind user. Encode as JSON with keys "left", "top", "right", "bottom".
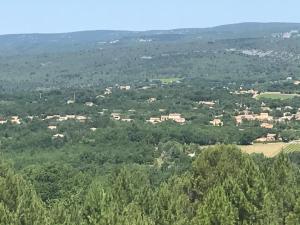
{"left": 256, "top": 92, "right": 300, "bottom": 100}
{"left": 283, "top": 143, "right": 300, "bottom": 153}
{"left": 240, "top": 142, "right": 287, "bottom": 157}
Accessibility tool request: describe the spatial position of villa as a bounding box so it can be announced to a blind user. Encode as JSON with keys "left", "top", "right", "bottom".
{"left": 48, "top": 125, "right": 57, "bottom": 130}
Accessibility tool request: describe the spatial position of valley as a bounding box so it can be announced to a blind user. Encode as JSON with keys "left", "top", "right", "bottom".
{"left": 1, "top": 22, "right": 300, "bottom": 224}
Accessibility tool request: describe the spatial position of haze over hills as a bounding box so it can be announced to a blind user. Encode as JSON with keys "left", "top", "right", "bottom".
{"left": 1, "top": 22, "right": 300, "bottom": 52}
{"left": 1, "top": 22, "right": 300, "bottom": 92}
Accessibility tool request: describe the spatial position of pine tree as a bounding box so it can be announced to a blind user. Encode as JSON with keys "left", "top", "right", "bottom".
{"left": 286, "top": 197, "right": 300, "bottom": 225}
{"left": 0, "top": 162, "right": 48, "bottom": 225}
{"left": 192, "top": 185, "right": 237, "bottom": 225}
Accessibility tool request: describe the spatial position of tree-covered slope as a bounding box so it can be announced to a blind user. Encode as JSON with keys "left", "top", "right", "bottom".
{"left": 1, "top": 145, "right": 300, "bottom": 224}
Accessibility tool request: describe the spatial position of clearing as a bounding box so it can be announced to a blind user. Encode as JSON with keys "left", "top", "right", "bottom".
{"left": 239, "top": 142, "right": 287, "bottom": 157}
{"left": 256, "top": 92, "right": 300, "bottom": 100}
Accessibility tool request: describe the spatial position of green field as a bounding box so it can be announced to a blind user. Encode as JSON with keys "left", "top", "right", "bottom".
{"left": 283, "top": 143, "right": 300, "bottom": 153}
{"left": 256, "top": 92, "right": 300, "bottom": 100}
{"left": 159, "top": 78, "right": 182, "bottom": 84}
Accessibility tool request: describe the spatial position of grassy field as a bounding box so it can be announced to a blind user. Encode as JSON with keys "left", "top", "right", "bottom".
{"left": 239, "top": 142, "right": 287, "bottom": 157}
{"left": 202, "top": 142, "right": 300, "bottom": 157}
{"left": 283, "top": 143, "right": 300, "bottom": 153}
{"left": 256, "top": 92, "right": 300, "bottom": 100}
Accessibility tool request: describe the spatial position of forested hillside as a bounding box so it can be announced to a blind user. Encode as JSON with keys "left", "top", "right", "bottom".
{"left": 1, "top": 23, "right": 300, "bottom": 91}
{"left": 1, "top": 146, "right": 300, "bottom": 225}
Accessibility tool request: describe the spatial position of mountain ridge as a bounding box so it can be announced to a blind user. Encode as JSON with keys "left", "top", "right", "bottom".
{"left": 1, "top": 22, "right": 300, "bottom": 37}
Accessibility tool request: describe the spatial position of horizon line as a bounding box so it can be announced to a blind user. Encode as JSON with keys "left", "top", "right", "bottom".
{"left": 1, "top": 21, "right": 300, "bottom": 36}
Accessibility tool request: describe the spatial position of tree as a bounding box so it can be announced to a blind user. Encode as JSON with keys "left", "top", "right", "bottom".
{"left": 286, "top": 197, "right": 300, "bottom": 225}
{"left": 192, "top": 185, "right": 237, "bottom": 225}
{"left": 0, "top": 162, "right": 48, "bottom": 225}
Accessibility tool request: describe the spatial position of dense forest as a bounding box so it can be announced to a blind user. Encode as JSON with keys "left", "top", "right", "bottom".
{"left": 2, "top": 23, "right": 300, "bottom": 224}
{"left": 1, "top": 145, "right": 300, "bottom": 225}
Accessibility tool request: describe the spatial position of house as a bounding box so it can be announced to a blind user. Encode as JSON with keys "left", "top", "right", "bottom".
{"left": 210, "top": 118, "right": 223, "bottom": 126}
{"left": 235, "top": 89, "right": 258, "bottom": 96}
{"left": 0, "top": 118, "right": 7, "bottom": 125}
{"left": 66, "top": 115, "right": 76, "bottom": 119}
{"left": 261, "top": 123, "right": 274, "bottom": 129}
{"left": 121, "top": 118, "right": 133, "bottom": 122}
{"left": 148, "top": 117, "right": 161, "bottom": 124}
{"left": 235, "top": 114, "right": 255, "bottom": 124}
{"left": 277, "top": 112, "right": 294, "bottom": 122}
{"left": 160, "top": 115, "right": 169, "bottom": 121}
{"left": 168, "top": 113, "right": 181, "bottom": 120}
{"left": 45, "top": 115, "right": 59, "bottom": 120}
{"left": 255, "top": 133, "right": 277, "bottom": 143}
{"left": 243, "top": 114, "right": 256, "bottom": 120}
{"left": 111, "top": 113, "right": 121, "bottom": 121}
{"left": 235, "top": 112, "right": 273, "bottom": 125}
{"left": 199, "top": 101, "right": 215, "bottom": 107}
{"left": 148, "top": 113, "right": 186, "bottom": 124}
{"left": 294, "top": 81, "right": 300, "bottom": 85}
{"left": 168, "top": 113, "right": 186, "bottom": 123}
{"left": 295, "top": 112, "right": 300, "bottom": 120}
{"left": 147, "top": 98, "right": 157, "bottom": 103}
{"left": 257, "top": 113, "right": 269, "bottom": 121}
{"left": 67, "top": 100, "right": 75, "bottom": 104}
{"left": 167, "top": 115, "right": 184, "bottom": 123}
{"left": 90, "top": 128, "right": 97, "bottom": 132}
{"left": 235, "top": 116, "right": 243, "bottom": 125}
{"left": 11, "top": 116, "right": 21, "bottom": 125}
{"left": 255, "top": 137, "right": 268, "bottom": 142}
{"left": 174, "top": 117, "right": 186, "bottom": 123}
{"left": 85, "top": 102, "right": 94, "bottom": 107}
{"left": 104, "top": 88, "right": 112, "bottom": 95}
{"left": 57, "top": 116, "right": 68, "bottom": 122}
{"left": 256, "top": 113, "right": 273, "bottom": 122}
{"left": 48, "top": 125, "right": 57, "bottom": 130}
{"left": 76, "top": 116, "right": 87, "bottom": 122}
{"left": 53, "top": 134, "right": 64, "bottom": 139}
{"left": 27, "top": 116, "right": 34, "bottom": 120}
{"left": 119, "top": 85, "right": 131, "bottom": 90}
{"left": 266, "top": 133, "right": 277, "bottom": 141}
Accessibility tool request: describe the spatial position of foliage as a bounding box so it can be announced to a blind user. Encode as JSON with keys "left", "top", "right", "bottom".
{"left": 1, "top": 145, "right": 300, "bottom": 224}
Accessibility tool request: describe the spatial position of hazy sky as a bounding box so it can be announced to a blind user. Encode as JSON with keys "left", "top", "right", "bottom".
{"left": 1, "top": 0, "right": 299, "bottom": 34}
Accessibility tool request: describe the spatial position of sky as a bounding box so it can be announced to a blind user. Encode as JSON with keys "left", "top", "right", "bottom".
{"left": 0, "top": 0, "right": 300, "bottom": 35}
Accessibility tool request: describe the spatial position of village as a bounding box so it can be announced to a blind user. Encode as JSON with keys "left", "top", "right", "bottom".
{"left": 1, "top": 74, "right": 300, "bottom": 150}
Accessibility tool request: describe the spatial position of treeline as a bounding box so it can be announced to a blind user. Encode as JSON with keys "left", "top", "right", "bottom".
{"left": 1, "top": 145, "right": 300, "bottom": 224}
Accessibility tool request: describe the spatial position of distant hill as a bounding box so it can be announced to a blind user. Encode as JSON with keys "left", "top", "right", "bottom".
{"left": 1, "top": 22, "right": 300, "bottom": 55}
{"left": 1, "top": 22, "right": 300, "bottom": 91}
